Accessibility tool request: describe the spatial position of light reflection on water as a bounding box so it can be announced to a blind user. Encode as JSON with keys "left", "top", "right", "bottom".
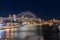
{"left": 0, "top": 30, "right": 3, "bottom": 38}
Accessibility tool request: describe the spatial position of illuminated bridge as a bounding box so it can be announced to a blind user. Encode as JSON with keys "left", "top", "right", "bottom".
{"left": 0, "top": 11, "right": 60, "bottom": 40}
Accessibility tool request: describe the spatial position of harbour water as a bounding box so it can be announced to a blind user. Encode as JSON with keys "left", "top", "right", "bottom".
{"left": 0, "top": 24, "right": 60, "bottom": 40}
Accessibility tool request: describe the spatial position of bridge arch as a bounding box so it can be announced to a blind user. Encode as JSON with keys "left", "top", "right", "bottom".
{"left": 17, "top": 11, "right": 38, "bottom": 19}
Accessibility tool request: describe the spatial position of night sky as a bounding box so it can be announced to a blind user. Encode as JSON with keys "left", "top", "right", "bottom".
{"left": 0, "top": 0, "right": 60, "bottom": 19}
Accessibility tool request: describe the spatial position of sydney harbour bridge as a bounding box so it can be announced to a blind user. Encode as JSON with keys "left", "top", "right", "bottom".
{"left": 0, "top": 11, "right": 60, "bottom": 40}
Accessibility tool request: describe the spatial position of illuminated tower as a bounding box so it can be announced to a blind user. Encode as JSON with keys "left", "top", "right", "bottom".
{"left": 13, "top": 14, "right": 17, "bottom": 21}
{"left": 0, "top": 19, "right": 3, "bottom": 23}
{"left": 9, "top": 14, "right": 12, "bottom": 21}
